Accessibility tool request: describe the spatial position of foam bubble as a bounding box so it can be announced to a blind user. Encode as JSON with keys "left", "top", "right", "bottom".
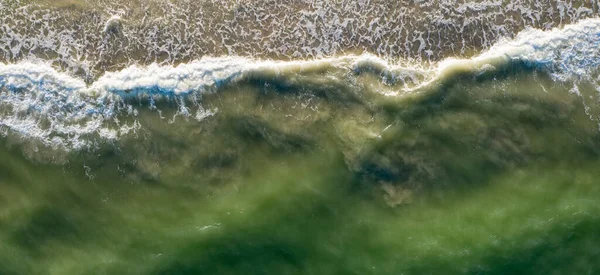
{"left": 1, "top": 19, "right": 600, "bottom": 151}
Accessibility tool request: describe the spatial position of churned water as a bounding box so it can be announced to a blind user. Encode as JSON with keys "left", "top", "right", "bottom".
{"left": 1, "top": 1, "right": 600, "bottom": 274}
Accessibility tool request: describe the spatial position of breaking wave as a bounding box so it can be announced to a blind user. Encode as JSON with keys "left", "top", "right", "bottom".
{"left": 1, "top": 18, "right": 600, "bottom": 150}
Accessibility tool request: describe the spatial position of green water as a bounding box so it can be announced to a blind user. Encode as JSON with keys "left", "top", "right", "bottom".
{"left": 1, "top": 67, "right": 600, "bottom": 274}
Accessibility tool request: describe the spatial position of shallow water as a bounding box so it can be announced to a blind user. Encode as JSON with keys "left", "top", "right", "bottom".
{"left": 2, "top": 1, "right": 600, "bottom": 274}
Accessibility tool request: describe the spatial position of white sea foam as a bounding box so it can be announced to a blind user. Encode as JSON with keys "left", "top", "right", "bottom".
{"left": 409, "top": 18, "right": 600, "bottom": 91}
{"left": 1, "top": 18, "right": 600, "bottom": 150}
{"left": 2, "top": 0, "right": 595, "bottom": 79}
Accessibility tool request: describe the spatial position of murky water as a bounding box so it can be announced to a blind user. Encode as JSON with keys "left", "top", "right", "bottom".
{"left": 1, "top": 1, "right": 600, "bottom": 274}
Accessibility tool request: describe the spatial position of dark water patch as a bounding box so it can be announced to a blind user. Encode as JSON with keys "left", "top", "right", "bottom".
{"left": 351, "top": 69, "right": 600, "bottom": 197}
{"left": 232, "top": 71, "right": 370, "bottom": 110}
{"left": 0, "top": 261, "right": 27, "bottom": 275}
{"left": 11, "top": 206, "right": 81, "bottom": 254}
{"left": 468, "top": 215, "right": 600, "bottom": 274}
{"left": 154, "top": 236, "right": 308, "bottom": 275}
{"left": 192, "top": 150, "right": 238, "bottom": 171}
{"left": 148, "top": 155, "right": 368, "bottom": 275}
{"left": 6, "top": 183, "right": 105, "bottom": 258}
{"left": 0, "top": 162, "right": 20, "bottom": 185}
{"left": 228, "top": 115, "right": 313, "bottom": 154}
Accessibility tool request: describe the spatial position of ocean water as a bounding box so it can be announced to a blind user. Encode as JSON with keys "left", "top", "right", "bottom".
{"left": 2, "top": 1, "right": 600, "bottom": 274}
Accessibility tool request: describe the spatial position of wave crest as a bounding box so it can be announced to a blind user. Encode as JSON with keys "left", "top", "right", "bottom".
{"left": 1, "top": 19, "right": 600, "bottom": 150}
